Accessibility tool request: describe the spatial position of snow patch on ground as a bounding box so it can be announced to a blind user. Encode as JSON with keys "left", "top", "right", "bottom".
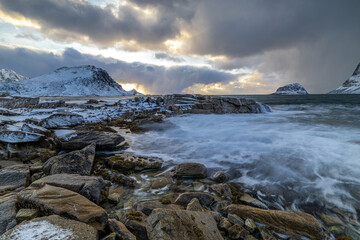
{"left": 0, "top": 220, "right": 73, "bottom": 240}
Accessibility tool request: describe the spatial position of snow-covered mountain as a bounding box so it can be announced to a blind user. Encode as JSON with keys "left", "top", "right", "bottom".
{"left": 328, "top": 63, "right": 360, "bottom": 94}
{"left": 272, "top": 83, "right": 308, "bottom": 95}
{"left": 0, "top": 69, "right": 28, "bottom": 82}
{"left": 0, "top": 65, "right": 137, "bottom": 97}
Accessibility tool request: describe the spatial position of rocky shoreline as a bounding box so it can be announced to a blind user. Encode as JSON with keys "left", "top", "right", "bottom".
{"left": 0, "top": 94, "right": 356, "bottom": 240}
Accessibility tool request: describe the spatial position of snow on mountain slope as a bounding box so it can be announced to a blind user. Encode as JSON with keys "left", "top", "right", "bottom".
{"left": 272, "top": 83, "right": 308, "bottom": 95}
{"left": 0, "top": 69, "right": 28, "bottom": 82}
{"left": 0, "top": 65, "right": 136, "bottom": 97}
{"left": 328, "top": 63, "right": 360, "bottom": 94}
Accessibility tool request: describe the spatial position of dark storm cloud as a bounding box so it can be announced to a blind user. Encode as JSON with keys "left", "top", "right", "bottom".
{"left": 154, "top": 52, "right": 184, "bottom": 62}
{"left": 0, "top": 46, "right": 236, "bottom": 94}
{"left": 0, "top": 0, "right": 187, "bottom": 47}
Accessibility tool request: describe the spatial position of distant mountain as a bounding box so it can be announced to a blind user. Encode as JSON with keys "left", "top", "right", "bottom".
{"left": 328, "top": 63, "right": 360, "bottom": 94}
{"left": 0, "top": 69, "right": 28, "bottom": 81}
{"left": 272, "top": 83, "right": 308, "bottom": 95}
{"left": 0, "top": 65, "right": 137, "bottom": 97}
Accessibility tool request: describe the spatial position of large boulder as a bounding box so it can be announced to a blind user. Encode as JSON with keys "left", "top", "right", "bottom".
{"left": 43, "top": 143, "right": 95, "bottom": 175}
{"left": 225, "top": 204, "right": 324, "bottom": 240}
{"left": 0, "top": 193, "right": 17, "bottom": 235}
{"left": 61, "top": 131, "right": 125, "bottom": 150}
{"left": 0, "top": 130, "right": 44, "bottom": 144}
{"left": 31, "top": 174, "right": 106, "bottom": 204}
{"left": 134, "top": 200, "right": 182, "bottom": 216}
{"left": 40, "top": 112, "right": 84, "bottom": 128}
{"left": 108, "top": 153, "right": 163, "bottom": 172}
{"left": 0, "top": 215, "right": 98, "bottom": 240}
{"left": 173, "top": 163, "right": 207, "bottom": 178}
{"left": 17, "top": 184, "right": 108, "bottom": 231}
{"left": 146, "top": 208, "right": 224, "bottom": 240}
{"left": 0, "top": 165, "right": 30, "bottom": 195}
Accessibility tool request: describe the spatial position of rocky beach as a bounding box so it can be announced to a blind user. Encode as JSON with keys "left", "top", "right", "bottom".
{"left": 0, "top": 92, "right": 358, "bottom": 240}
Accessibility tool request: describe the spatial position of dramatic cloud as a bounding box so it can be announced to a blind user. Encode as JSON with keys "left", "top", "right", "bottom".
{"left": 0, "top": 0, "right": 359, "bottom": 93}
{"left": 0, "top": 46, "right": 238, "bottom": 94}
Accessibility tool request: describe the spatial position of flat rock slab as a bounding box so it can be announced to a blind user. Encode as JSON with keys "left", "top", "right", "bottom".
{"left": 17, "top": 184, "right": 108, "bottom": 231}
{"left": 43, "top": 143, "right": 95, "bottom": 175}
{"left": 0, "top": 215, "right": 98, "bottom": 240}
{"left": 225, "top": 204, "right": 324, "bottom": 240}
{"left": 173, "top": 163, "right": 207, "bottom": 178}
{"left": 61, "top": 131, "right": 125, "bottom": 150}
{"left": 175, "top": 192, "right": 215, "bottom": 207}
{"left": 146, "top": 208, "right": 224, "bottom": 240}
{"left": 108, "top": 153, "right": 163, "bottom": 172}
{"left": 32, "top": 173, "right": 105, "bottom": 204}
{"left": 0, "top": 130, "right": 44, "bottom": 143}
{"left": 40, "top": 112, "right": 84, "bottom": 128}
{"left": 0, "top": 193, "right": 17, "bottom": 235}
{"left": 0, "top": 165, "right": 29, "bottom": 195}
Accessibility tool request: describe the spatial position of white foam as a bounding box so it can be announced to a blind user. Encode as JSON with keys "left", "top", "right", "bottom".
{"left": 127, "top": 104, "right": 360, "bottom": 213}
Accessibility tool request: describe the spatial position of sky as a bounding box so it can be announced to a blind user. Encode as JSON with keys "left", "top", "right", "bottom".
{"left": 0, "top": 0, "right": 359, "bottom": 94}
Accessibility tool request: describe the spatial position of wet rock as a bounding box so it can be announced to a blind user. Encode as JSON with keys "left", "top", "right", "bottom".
{"left": 0, "top": 193, "right": 17, "bottom": 235}
{"left": 17, "top": 184, "right": 108, "bottom": 231}
{"left": 31, "top": 173, "right": 106, "bottom": 204}
{"left": 210, "top": 183, "right": 233, "bottom": 199}
{"left": 151, "top": 177, "right": 172, "bottom": 189}
{"left": 0, "top": 165, "right": 30, "bottom": 195}
{"left": 225, "top": 204, "right": 324, "bottom": 240}
{"left": 87, "top": 99, "right": 99, "bottom": 104}
{"left": 15, "top": 208, "right": 39, "bottom": 222}
{"left": 0, "top": 130, "right": 44, "bottom": 143}
{"left": 43, "top": 143, "right": 95, "bottom": 175}
{"left": 108, "top": 218, "right": 136, "bottom": 240}
{"left": 319, "top": 213, "right": 344, "bottom": 226}
{"left": 135, "top": 200, "right": 182, "bottom": 216}
{"left": 244, "top": 235, "right": 258, "bottom": 240}
{"left": 239, "top": 193, "right": 268, "bottom": 209}
{"left": 0, "top": 215, "right": 98, "bottom": 240}
{"left": 108, "top": 186, "right": 128, "bottom": 203}
{"left": 120, "top": 210, "right": 148, "bottom": 240}
{"left": 40, "top": 112, "right": 84, "bottom": 128}
{"left": 146, "top": 208, "right": 224, "bottom": 240}
{"left": 212, "top": 171, "right": 229, "bottom": 183}
{"left": 175, "top": 192, "right": 215, "bottom": 207}
{"left": 101, "top": 233, "right": 116, "bottom": 240}
{"left": 244, "top": 218, "right": 256, "bottom": 233}
{"left": 186, "top": 198, "right": 205, "bottom": 211}
{"left": 228, "top": 213, "right": 244, "bottom": 226}
{"left": 228, "top": 224, "right": 250, "bottom": 240}
{"left": 21, "top": 123, "right": 50, "bottom": 136}
{"left": 0, "top": 107, "right": 18, "bottom": 116}
{"left": 108, "top": 153, "right": 163, "bottom": 172}
{"left": 258, "top": 226, "right": 277, "bottom": 240}
{"left": 94, "top": 168, "right": 135, "bottom": 187}
{"left": 173, "top": 163, "right": 207, "bottom": 178}
{"left": 61, "top": 131, "right": 125, "bottom": 150}
{"left": 218, "top": 217, "right": 233, "bottom": 231}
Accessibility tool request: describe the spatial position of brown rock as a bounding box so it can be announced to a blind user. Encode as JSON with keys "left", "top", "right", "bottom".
{"left": 15, "top": 208, "right": 39, "bottom": 222}
{"left": 228, "top": 224, "right": 249, "bottom": 240}
{"left": 42, "top": 143, "right": 95, "bottom": 175}
{"left": 17, "top": 184, "right": 108, "bottom": 231}
{"left": 186, "top": 198, "right": 205, "bottom": 211}
{"left": 108, "top": 153, "right": 163, "bottom": 172}
{"left": 225, "top": 204, "right": 324, "bottom": 240}
{"left": 210, "top": 183, "right": 233, "bottom": 199}
{"left": 135, "top": 200, "right": 181, "bottom": 216}
{"left": 146, "top": 208, "right": 224, "bottom": 240}
{"left": 173, "top": 163, "right": 207, "bottom": 178}
{"left": 108, "top": 218, "right": 136, "bottom": 240}
{"left": 0, "top": 193, "right": 17, "bottom": 235}
{"left": 151, "top": 177, "right": 172, "bottom": 189}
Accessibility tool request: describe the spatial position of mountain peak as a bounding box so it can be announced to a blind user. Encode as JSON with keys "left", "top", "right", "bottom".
{"left": 0, "top": 69, "right": 28, "bottom": 81}
{"left": 272, "top": 83, "right": 308, "bottom": 95}
{"left": 0, "top": 65, "right": 137, "bottom": 97}
{"left": 328, "top": 62, "right": 360, "bottom": 94}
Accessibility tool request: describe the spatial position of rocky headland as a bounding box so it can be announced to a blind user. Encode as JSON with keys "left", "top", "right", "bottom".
{"left": 0, "top": 93, "right": 356, "bottom": 240}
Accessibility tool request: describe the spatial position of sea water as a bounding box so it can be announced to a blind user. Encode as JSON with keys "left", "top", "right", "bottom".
{"left": 126, "top": 95, "right": 360, "bottom": 222}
